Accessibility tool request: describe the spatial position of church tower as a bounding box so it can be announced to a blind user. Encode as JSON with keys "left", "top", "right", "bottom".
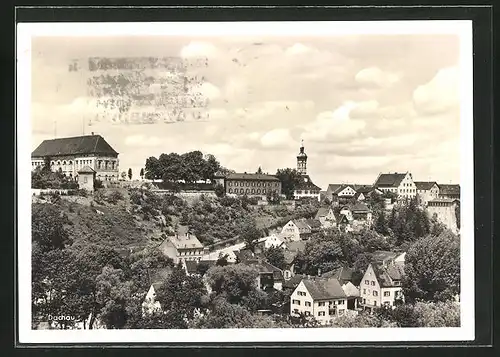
{"left": 297, "top": 140, "right": 307, "bottom": 175}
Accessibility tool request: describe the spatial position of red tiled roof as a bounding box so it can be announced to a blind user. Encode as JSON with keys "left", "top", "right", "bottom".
{"left": 32, "top": 135, "right": 118, "bottom": 158}
{"left": 302, "top": 278, "right": 347, "bottom": 300}
{"left": 414, "top": 181, "right": 438, "bottom": 190}
{"left": 226, "top": 173, "right": 280, "bottom": 181}
{"left": 374, "top": 172, "right": 408, "bottom": 188}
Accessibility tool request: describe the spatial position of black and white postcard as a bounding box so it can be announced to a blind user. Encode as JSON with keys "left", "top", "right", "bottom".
{"left": 17, "top": 20, "right": 474, "bottom": 344}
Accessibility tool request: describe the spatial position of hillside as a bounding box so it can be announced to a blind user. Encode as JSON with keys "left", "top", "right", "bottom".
{"left": 32, "top": 187, "right": 319, "bottom": 250}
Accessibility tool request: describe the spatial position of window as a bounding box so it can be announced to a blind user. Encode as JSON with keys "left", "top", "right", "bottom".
{"left": 373, "top": 301, "right": 377, "bottom": 306}
{"left": 257, "top": 189, "right": 261, "bottom": 194}
{"left": 318, "top": 302, "right": 325, "bottom": 307}
{"left": 297, "top": 291, "right": 306, "bottom": 296}
{"left": 257, "top": 182, "right": 261, "bottom": 187}
{"left": 292, "top": 300, "right": 301, "bottom": 305}
{"left": 304, "top": 311, "right": 310, "bottom": 316}
{"left": 373, "top": 291, "right": 378, "bottom": 297}
{"left": 338, "top": 300, "right": 345, "bottom": 305}
{"left": 363, "top": 289, "right": 366, "bottom": 294}
{"left": 83, "top": 176, "right": 88, "bottom": 183}
{"left": 251, "top": 189, "right": 255, "bottom": 194}
{"left": 246, "top": 189, "right": 249, "bottom": 194}
{"left": 246, "top": 182, "right": 250, "bottom": 187}
{"left": 371, "top": 281, "right": 375, "bottom": 286}
{"left": 318, "top": 311, "right": 326, "bottom": 317}
{"left": 252, "top": 182, "right": 255, "bottom": 186}
{"left": 263, "top": 189, "right": 266, "bottom": 194}
{"left": 229, "top": 189, "right": 232, "bottom": 194}
{"left": 363, "top": 298, "right": 366, "bottom": 304}
{"left": 293, "top": 309, "right": 299, "bottom": 314}
{"left": 384, "top": 291, "right": 390, "bottom": 297}
{"left": 305, "top": 302, "right": 311, "bottom": 307}
{"left": 240, "top": 189, "right": 244, "bottom": 194}
{"left": 365, "top": 280, "right": 369, "bottom": 285}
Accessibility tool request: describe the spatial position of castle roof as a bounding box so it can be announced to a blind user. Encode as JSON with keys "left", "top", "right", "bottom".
{"left": 31, "top": 134, "right": 118, "bottom": 158}
{"left": 225, "top": 173, "right": 280, "bottom": 181}
{"left": 414, "top": 181, "right": 439, "bottom": 190}
{"left": 374, "top": 172, "right": 408, "bottom": 188}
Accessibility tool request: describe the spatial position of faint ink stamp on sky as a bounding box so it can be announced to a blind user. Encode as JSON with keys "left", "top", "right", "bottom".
{"left": 69, "top": 56, "right": 210, "bottom": 125}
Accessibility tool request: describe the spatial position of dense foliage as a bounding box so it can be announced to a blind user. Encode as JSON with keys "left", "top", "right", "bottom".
{"left": 275, "top": 168, "right": 303, "bottom": 199}
{"left": 144, "top": 151, "right": 221, "bottom": 183}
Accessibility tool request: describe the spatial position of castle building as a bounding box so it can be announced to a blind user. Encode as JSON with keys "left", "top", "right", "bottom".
{"left": 31, "top": 134, "right": 120, "bottom": 181}
{"left": 224, "top": 172, "right": 282, "bottom": 199}
{"left": 293, "top": 141, "right": 321, "bottom": 202}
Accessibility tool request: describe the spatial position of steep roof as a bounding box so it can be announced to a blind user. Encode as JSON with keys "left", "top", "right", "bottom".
{"left": 293, "top": 219, "right": 311, "bottom": 231}
{"left": 342, "top": 281, "right": 360, "bottom": 298}
{"left": 374, "top": 172, "right": 408, "bottom": 188}
{"left": 414, "top": 181, "right": 438, "bottom": 190}
{"left": 355, "top": 185, "right": 377, "bottom": 194}
{"left": 329, "top": 266, "right": 354, "bottom": 283}
{"left": 243, "top": 259, "right": 284, "bottom": 281}
{"left": 371, "top": 250, "right": 399, "bottom": 264}
{"left": 282, "top": 274, "right": 305, "bottom": 289}
{"left": 161, "top": 228, "right": 204, "bottom": 250}
{"left": 351, "top": 202, "right": 370, "bottom": 213}
{"left": 31, "top": 135, "right": 118, "bottom": 158}
{"left": 315, "top": 207, "right": 331, "bottom": 218}
{"left": 77, "top": 165, "right": 96, "bottom": 174}
{"left": 295, "top": 175, "right": 321, "bottom": 191}
{"left": 302, "top": 278, "right": 347, "bottom": 300}
{"left": 372, "top": 263, "right": 404, "bottom": 288}
{"left": 326, "top": 184, "right": 343, "bottom": 194}
{"left": 226, "top": 173, "right": 280, "bottom": 181}
{"left": 438, "top": 184, "right": 460, "bottom": 195}
{"left": 305, "top": 219, "right": 322, "bottom": 230}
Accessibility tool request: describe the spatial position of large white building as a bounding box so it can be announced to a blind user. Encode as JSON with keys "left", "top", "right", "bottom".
{"left": 31, "top": 134, "right": 120, "bottom": 181}
{"left": 373, "top": 172, "right": 417, "bottom": 201}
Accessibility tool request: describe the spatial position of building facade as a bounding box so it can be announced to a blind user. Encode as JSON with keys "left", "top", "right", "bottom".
{"left": 373, "top": 172, "right": 417, "bottom": 200}
{"left": 427, "top": 198, "right": 460, "bottom": 234}
{"left": 159, "top": 227, "right": 206, "bottom": 264}
{"left": 290, "top": 278, "right": 356, "bottom": 325}
{"left": 438, "top": 184, "right": 460, "bottom": 200}
{"left": 31, "top": 134, "right": 120, "bottom": 181}
{"left": 359, "top": 263, "right": 404, "bottom": 311}
{"left": 224, "top": 173, "right": 282, "bottom": 199}
{"left": 415, "top": 181, "right": 440, "bottom": 206}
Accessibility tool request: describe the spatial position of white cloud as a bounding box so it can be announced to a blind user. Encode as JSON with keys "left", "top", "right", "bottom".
{"left": 285, "top": 43, "right": 311, "bottom": 55}
{"left": 355, "top": 66, "right": 400, "bottom": 88}
{"left": 180, "top": 41, "right": 218, "bottom": 58}
{"left": 260, "top": 128, "right": 294, "bottom": 149}
{"left": 413, "top": 66, "right": 459, "bottom": 115}
{"left": 196, "top": 82, "right": 221, "bottom": 101}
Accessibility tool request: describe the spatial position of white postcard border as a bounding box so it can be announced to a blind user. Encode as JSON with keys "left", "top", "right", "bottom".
{"left": 17, "top": 20, "right": 474, "bottom": 344}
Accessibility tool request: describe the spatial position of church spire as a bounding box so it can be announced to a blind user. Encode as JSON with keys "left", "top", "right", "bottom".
{"left": 297, "top": 140, "right": 307, "bottom": 175}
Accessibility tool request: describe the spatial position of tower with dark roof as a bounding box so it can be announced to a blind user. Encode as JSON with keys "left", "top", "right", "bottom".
{"left": 297, "top": 140, "right": 307, "bottom": 175}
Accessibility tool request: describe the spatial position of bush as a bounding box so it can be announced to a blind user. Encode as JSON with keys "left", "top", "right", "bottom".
{"left": 93, "top": 190, "right": 105, "bottom": 204}
{"left": 94, "top": 179, "right": 104, "bottom": 189}
{"left": 107, "top": 190, "right": 124, "bottom": 204}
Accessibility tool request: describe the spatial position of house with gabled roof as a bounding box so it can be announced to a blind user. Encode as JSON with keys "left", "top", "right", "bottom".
{"left": 159, "top": 226, "right": 206, "bottom": 264}
{"left": 282, "top": 240, "right": 307, "bottom": 280}
{"left": 351, "top": 202, "right": 373, "bottom": 226}
{"left": 359, "top": 252, "right": 406, "bottom": 312}
{"left": 280, "top": 219, "right": 313, "bottom": 242}
{"left": 415, "top": 181, "right": 440, "bottom": 206}
{"left": 241, "top": 258, "right": 285, "bottom": 291}
{"left": 141, "top": 267, "right": 173, "bottom": 316}
{"left": 373, "top": 171, "right": 417, "bottom": 201}
{"left": 315, "top": 207, "right": 337, "bottom": 228}
{"left": 31, "top": 134, "right": 120, "bottom": 181}
{"left": 290, "top": 277, "right": 358, "bottom": 324}
{"left": 321, "top": 266, "right": 355, "bottom": 285}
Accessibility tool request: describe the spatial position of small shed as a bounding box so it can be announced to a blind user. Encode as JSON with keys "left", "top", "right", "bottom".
{"left": 77, "top": 166, "right": 96, "bottom": 192}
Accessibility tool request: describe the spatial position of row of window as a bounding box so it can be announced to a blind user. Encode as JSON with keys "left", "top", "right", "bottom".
{"left": 292, "top": 309, "right": 345, "bottom": 317}
{"left": 364, "top": 280, "right": 376, "bottom": 286}
{"left": 295, "top": 190, "right": 320, "bottom": 195}
{"left": 292, "top": 300, "right": 345, "bottom": 306}
{"left": 228, "top": 188, "right": 277, "bottom": 195}
{"left": 363, "top": 288, "right": 391, "bottom": 297}
{"left": 297, "top": 291, "right": 307, "bottom": 296}
{"left": 228, "top": 181, "right": 279, "bottom": 187}
{"left": 178, "top": 250, "right": 203, "bottom": 256}
{"left": 32, "top": 159, "right": 118, "bottom": 170}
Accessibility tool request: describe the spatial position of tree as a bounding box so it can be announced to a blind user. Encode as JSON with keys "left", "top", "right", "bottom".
{"left": 403, "top": 231, "right": 460, "bottom": 303}
{"left": 263, "top": 246, "right": 286, "bottom": 270}
{"left": 214, "top": 184, "right": 225, "bottom": 198}
{"left": 374, "top": 210, "right": 389, "bottom": 236}
{"left": 156, "top": 263, "right": 208, "bottom": 322}
{"left": 275, "top": 168, "right": 303, "bottom": 200}
{"left": 144, "top": 157, "right": 161, "bottom": 180}
{"left": 239, "top": 219, "right": 262, "bottom": 252}
{"left": 455, "top": 203, "right": 461, "bottom": 230}
{"left": 216, "top": 254, "right": 229, "bottom": 267}
{"left": 128, "top": 168, "right": 133, "bottom": 180}
{"left": 204, "top": 154, "right": 221, "bottom": 182}
{"left": 32, "top": 203, "right": 70, "bottom": 252}
{"left": 196, "top": 261, "right": 211, "bottom": 276}
{"left": 256, "top": 166, "right": 263, "bottom": 174}
{"left": 140, "top": 168, "right": 145, "bottom": 180}
{"left": 120, "top": 171, "right": 127, "bottom": 180}
{"left": 205, "top": 264, "right": 260, "bottom": 304}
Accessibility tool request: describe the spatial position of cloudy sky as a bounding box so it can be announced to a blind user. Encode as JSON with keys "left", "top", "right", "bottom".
{"left": 30, "top": 31, "right": 462, "bottom": 189}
